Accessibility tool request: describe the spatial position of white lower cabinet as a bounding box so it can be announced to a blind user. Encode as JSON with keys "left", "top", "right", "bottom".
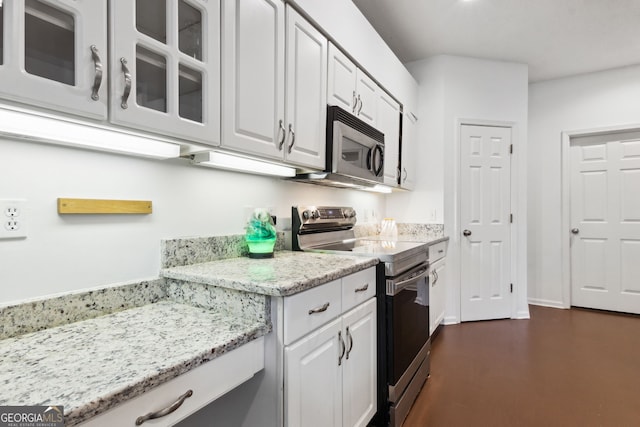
{"left": 285, "top": 317, "right": 343, "bottom": 427}
{"left": 429, "top": 242, "right": 448, "bottom": 335}
{"left": 79, "top": 337, "right": 264, "bottom": 427}
{"left": 285, "top": 298, "right": 376, "bottom": 427}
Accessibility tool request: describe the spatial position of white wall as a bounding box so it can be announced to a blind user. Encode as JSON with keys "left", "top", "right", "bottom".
{"left": 0, "top": 137, "right": 384, "bottom": 305}
{"left": 528, "top": 64, "right": 640, "bottom": 307}
{"left": 389, "top": 55, "right": 530, "bottom": 322}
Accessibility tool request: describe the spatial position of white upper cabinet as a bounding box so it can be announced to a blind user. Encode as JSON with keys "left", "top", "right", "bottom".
{"left": 284, "top": 6, "right": 327, "bottom": 169}
{"left": 327, "top": 44, "right": 357, "bottom": 113}
{"left": 222, "top": 0, "right": 285, "bottom": 159}
{"left": 110, "top": 0, "right": 220, "bottom": 145}
{"left": 222, "top": 1, "right": 325, "bottom": 169}
{"left": 377, "top": 90, "right": 401, "bottom": 186}
{"left": 327, "top": 43, "right": 377, "bottom": 127}
{"left": 355, "top": 72, "right": 377, "bottom": 127}
{"left": 400, "top": 111, "right": 418, "bottom": 190}
{"left": 0, "top": 0, "right": 108, "bottom": 119}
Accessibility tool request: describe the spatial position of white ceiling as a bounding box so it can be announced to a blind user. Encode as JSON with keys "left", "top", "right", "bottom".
{"left": 351, "top": 0, "right": 640, "bottom": 82}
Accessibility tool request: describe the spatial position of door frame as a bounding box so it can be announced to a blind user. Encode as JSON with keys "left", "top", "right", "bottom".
{"left": 446, "top": 118, "right": 528, "bottom": 324}
{"left": 560, "top": 123, "right": 640, "bottom": 308}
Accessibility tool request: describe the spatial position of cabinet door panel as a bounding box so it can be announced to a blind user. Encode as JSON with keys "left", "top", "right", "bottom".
{"left": 285, "top": 318, "right": 343, "bottom": 427}
{"left": 0, "top": 0, "right": 107, "bottom": 119}
{"left": 284, "top": 6, "right": 327, "bottom": 169}
{"left": 378, "top": 90, "right": 401, "bottom": 186}
{"left": 342, "top": 298, "right": 377, "bottom": 427}
{"left": 355, "top": 71, "right": 377, "bottom": 126}
{"left": 110, "top": 0, "right": 219, "bottom": 144}
{"left": 222, "top": 0, "right": 285, "bottom": 159}
{"left": 327, "top": 43, "right": 356, "bottom": 113}
{"left": 400, "top": 112, "right": 417, "bottom": 190}
{"left": 429, "top": 257, "right": 447, "bottom": 335}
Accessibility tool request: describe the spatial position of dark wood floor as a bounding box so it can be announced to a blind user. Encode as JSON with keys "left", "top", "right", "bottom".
{"left": 403, "top": 305, "right": 640, "bottom": 427}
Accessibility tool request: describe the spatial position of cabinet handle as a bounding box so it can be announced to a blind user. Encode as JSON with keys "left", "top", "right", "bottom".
{"left": 354, "top": 284, "right": 369, "bottom": 293}
{"left": 135, "top": 389, "right": 193, "bottom": 425}
{"left": 90, "top": 45, "right": 103, "bottom": 101}
{"left": 287, "top": 124, "right": 296, "bottom": 154}
{"left": 120, "top": 58, "right": 132, "bottom": 109}
{"left": 345, "top": 327, "right": 354, "bottom": 360}
{"left": 308, "top": 302, "right": 330, "bottom": 315}
{"left": 403, "top": 167, "right": 408, "bottom": 182}
{"left": 277, "top": 120, "right": 286, "bottom": 150}
{"left": 352, "top": 91, "right": 357, "bottom": 113}
{"left": 357, "top": 95, "right": 363, "bottom": 115}
{"left": 338, "top": 331, "right": 346, "bottom": 366}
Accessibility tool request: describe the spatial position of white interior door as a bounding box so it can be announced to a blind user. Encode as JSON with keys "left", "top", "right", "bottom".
{"left": 460, "top": 124, "right": 512, "bottom": 321}
{"left": 570, "top": 131, "right": 640, "bottom": 314}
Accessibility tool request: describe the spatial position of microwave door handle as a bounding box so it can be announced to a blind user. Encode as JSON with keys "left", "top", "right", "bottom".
{"left": 388, "top": 269, "right": 428, "bottom": 296}
{"left": 373, "top": 145, "right": 384, "bottom": 176}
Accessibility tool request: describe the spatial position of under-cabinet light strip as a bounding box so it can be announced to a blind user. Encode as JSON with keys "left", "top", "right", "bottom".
{"left": 191, "top": 151, "right": 297, "bottom": 177}
{"left": 0, "top": 107, "right": 181, "bottom": 160}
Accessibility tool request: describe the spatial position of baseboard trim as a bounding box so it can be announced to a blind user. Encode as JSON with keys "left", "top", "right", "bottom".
{"left": 528, "top": 298, "right": 567, "bottom": 309}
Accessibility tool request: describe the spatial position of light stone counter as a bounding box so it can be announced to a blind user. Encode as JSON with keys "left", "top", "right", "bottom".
{"left": 161, "top": 251, "right": 379, "bottom": 297}
{"left": 0, "top": 298, "right": 268, "bottom": 426}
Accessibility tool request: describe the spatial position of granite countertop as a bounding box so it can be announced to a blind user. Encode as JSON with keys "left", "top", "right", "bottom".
{"left": 161, "top": 251, "right": 379, "bottom": 297}
{"left": 0, "top": 299, "right": 268, "bottom": 426}
{"left": 1, "top": 249, "right": 377, "bottom": 425}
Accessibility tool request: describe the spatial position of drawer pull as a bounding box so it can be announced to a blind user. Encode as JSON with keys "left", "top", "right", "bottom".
{"left": 354, "top": 284, "right": 369, "bottom": 293}
{"left": 308, "top": 302, "right": 330, "bottom": 315}
{"left": 135, "top": 389, "right": 193, "bottom": 425}
{"left": 438, "top": 249, "right": 444, "bottom": 253}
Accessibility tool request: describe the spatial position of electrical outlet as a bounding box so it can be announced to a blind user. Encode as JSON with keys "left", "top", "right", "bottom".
{"left": 0, "top": 199, "right": 28, "bottom": 239}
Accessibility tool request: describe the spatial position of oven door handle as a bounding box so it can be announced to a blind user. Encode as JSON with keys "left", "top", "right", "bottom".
{"left": 386, "top": 268, "right": 428, "bottom": 296}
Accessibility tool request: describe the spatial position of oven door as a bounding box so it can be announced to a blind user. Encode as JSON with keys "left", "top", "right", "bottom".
{"left": 386, "top": 263, "right": 430, "bottom": 399}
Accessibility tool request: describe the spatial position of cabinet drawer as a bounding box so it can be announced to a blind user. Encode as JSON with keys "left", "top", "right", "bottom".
{"left": 428, "top": 241, "right": 447, "bottom": 263}
{"left": 284, "top": 279, "right": 342, "bottom": 345}
{"left": 79, "top": 337, "right": 264, "bottom": 426}
{"left": 342, "top": 267, "right": 376, "bottom": 312}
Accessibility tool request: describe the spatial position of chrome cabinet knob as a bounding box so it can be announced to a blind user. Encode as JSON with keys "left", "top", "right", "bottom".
{"left": 571, "top": 228, "right": 580, "bottom": 234}
{"left": 463, "top": 229, "right": 472, "bottom": 236}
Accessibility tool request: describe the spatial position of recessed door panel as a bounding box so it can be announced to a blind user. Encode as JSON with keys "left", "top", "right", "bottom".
{"left": 581, "top": 171, "right": 608, "bottom": 222}
{"left": 621, "top": 169, "right": 640, "bottom": 221}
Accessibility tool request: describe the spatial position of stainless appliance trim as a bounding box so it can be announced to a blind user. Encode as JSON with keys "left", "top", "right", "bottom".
{"left": 389, "top": 343, "right": 431, "bottom": 427}
{"left": 388, "top": 338, "right": 431, "bottom": 403}
{"left": 385, "top": 263, "right": 428, "bottom": 296}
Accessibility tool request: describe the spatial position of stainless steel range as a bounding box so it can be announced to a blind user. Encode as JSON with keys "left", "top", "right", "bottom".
{"left": 292, "top": 206, "right": 431, "bottom": 427}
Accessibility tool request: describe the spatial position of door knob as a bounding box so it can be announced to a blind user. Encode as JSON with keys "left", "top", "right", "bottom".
{"left": 463, "top": 229, "right": 472, "bottom": 236}
{"left": 571, "top": 228, "right": 579, "bottom": 234}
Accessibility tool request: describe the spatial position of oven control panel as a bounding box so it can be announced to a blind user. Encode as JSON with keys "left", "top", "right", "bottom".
{"left": 292, "top": 206, "right": 357, "bottom": 232}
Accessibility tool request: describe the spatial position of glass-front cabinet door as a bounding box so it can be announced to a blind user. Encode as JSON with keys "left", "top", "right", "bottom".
{"left": 0, "top": 0, "right": 107, "bottom": 119}
{"left": 110, "top": 0, "right": 220, "bottom": 145}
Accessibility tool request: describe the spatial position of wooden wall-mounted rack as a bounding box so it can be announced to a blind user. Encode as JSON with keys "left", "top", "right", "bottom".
{"left": 57, "top": 198, "right": 152, "bottom": 214}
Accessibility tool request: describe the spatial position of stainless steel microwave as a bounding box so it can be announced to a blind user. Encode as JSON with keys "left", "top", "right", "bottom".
{"left": 326, "top": 105, "right": 385, "bottom": 185}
